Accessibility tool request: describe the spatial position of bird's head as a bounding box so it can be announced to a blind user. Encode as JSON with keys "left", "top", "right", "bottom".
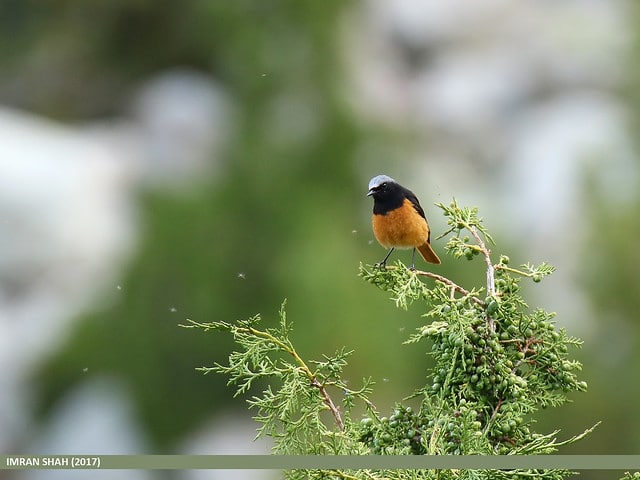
{"left": 367, "top": 174, "right": 397, "bottom": 199}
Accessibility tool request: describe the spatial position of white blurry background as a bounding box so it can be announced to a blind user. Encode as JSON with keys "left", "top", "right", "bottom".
{"left": 0, "top": 1, "right": 638, "bottom": 478}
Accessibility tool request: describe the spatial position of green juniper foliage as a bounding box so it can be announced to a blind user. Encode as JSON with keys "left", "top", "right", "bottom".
{"left": 185, "top": 199, "right": 598, "bottom": 480}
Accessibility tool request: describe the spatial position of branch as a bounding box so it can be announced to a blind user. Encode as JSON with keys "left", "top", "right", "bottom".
{"left": 311, "top": 378, "right": 344, "bottom": 430}
{"left": 239, "top": 326, "right": 345, "bottom": 431}
{"left": 486, "top": 396, "right": 504, "bottom": 432}
{"left": 413, "top": 269, "right": 485, "bottom": 307}
{"left": 462, "top": 223, "right": 497, "bottom": 331}
{"left": 463, "top": 222, "right": 495, "bottom": 297}
{"left": 434, "top": 199, "right": 497, "bottom": 329}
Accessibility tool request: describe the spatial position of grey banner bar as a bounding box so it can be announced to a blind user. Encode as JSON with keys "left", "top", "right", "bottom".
{"left": 2, "top": 455, "right": 640, "bottom": 470}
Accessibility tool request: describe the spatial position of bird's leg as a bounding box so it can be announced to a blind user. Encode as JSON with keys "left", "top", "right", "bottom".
{"left": 410, "top": 248, "right": 417, "bottom": 270}
{"left": 377, "top": 248, "right": 395, "bottom": 268}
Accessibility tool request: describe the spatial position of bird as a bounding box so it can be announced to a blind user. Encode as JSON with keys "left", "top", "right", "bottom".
{"left": 367, "top": 174, "right": 440, "bottom": 269}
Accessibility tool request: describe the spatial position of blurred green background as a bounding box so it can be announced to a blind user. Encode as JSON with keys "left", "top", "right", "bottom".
{"left": 0, "top": 1, "right": 638, "bottom": 479}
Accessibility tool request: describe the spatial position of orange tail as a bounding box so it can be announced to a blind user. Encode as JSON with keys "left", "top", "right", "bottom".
{"left": 417, "top": 242, "right": 441, "bottom": 265}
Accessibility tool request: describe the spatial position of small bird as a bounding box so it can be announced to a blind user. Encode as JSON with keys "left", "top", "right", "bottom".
{"left": 367, "top": 174, "right": 440, "bottom": 268}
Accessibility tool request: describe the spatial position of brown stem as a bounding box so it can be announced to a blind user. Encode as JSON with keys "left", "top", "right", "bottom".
{"left": 413, "top": 270, "right": 486, "bottom": 307}
{"left": 488, "top": 396, "right": 504, "bottom": 426}
{"left": 311, "top": 379, "right": 344, "bottom": 430}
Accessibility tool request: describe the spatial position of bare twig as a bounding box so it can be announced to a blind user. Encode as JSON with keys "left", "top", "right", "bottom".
{"left": 465, "top": 224, "right": 495, "bottom": 297}
{"left": 311, "top": 379, "right": 344, "bottom": 430}
{"left": 413, "top": 269, "right": 485, "bottom": 307}
{"left": 456, "top": 222, "right": 496, "bottom": 331}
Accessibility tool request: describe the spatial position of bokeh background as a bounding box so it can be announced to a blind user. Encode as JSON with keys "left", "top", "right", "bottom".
{"left": 1, "top": 1, "right": 639, "bottom": 479}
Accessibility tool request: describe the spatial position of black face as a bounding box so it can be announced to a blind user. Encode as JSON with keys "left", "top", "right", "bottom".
{"left": 369, "top": 181, "right": 405, "bottom": 214}
{"left": 368, "top": 181, "right": 394, "bottom": 199}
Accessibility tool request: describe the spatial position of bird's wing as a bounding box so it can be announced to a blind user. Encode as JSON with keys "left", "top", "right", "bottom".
{"left": 403, "top": 188, "right": 431, "bottom": 242}
{"left": 405, "top": 190, "right": 426, "bottom": 220}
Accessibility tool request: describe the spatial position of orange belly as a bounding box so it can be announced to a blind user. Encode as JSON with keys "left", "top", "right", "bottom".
{"left": 372, "top": 199, "right": 429, "bottom": 249}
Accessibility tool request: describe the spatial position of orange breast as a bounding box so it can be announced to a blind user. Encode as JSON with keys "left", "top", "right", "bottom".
{"left": 372, "top": 199, "right": 429, "bottom": 249}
